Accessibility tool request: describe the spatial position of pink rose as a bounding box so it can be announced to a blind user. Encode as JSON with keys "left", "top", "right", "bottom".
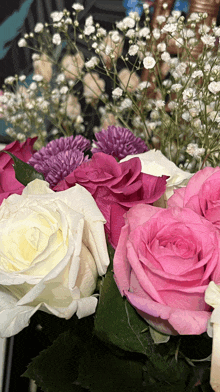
{"left": 54, "top": 152, "right": 167, "bottom": 248}
{"left": 0, "top": 137, "right": 37, "bottom": 204}
{"left": 168, "top": 167, "right": 220, "bottom": 230}
{"left": 114, "top": 203, "right": 220, "bottom": 335}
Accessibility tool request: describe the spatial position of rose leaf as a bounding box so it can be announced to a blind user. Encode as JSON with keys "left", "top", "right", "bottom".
{"left": 2, "top": 151, "right": 45, "bottom": 185}
{"left": 22, "top": 329, "right": 85, "bottom": 392}
{"left": 77, "top": 335, "right": 145, "bottom": 392}
{"left": 94, "top": 270, "right": 152, "bottom": 356}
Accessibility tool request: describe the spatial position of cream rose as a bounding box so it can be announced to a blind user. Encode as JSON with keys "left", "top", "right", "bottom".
{"left": 120, "top": 150, "right": 192, "bottom": 202}
{"left": 0, "top": 180, "right": 109, "bottom": 337}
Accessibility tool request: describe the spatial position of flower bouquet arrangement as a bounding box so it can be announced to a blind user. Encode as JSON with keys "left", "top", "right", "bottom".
{"left": 1, "top": 2, "right": 220, "bottom": 392}
{"left": 0, "top": 130, "right": 217, "bottom": 392}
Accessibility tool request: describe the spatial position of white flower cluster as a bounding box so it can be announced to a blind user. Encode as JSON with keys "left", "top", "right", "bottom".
{"left": 34, "top": 23, "right": 44, "bottom": 33}
{"left": 186, "top": 143, "right": 205, "bottom": 158}
{"left": 85, "top": 57, "right": 99, "bottom": 69}
{"left": 84, "top": 15, "right": 95, "bottom": 36}
{"left": 72, "top": 3, "right": 84, "bottom": 12}
{"left": 3, "top": 5, "right": 219, "bottom": 171}
{"left": 112, "top": 87, "right": 123, "bottom": 99}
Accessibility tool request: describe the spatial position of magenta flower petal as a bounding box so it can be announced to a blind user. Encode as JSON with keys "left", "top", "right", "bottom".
{"left": 54, "top": 152, "right": 167, "bottom": 248}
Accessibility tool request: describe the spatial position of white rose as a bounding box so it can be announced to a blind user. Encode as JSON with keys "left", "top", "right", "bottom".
{"left": 120, "top": 150, "right": 192, "bottom": 201}
{"left": 0, "top": 180, "right": 109, "bottom": 337}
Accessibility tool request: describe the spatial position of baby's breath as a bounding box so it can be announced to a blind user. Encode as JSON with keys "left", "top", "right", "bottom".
{"left": 2, "top": 5, "right": 220, "bottom": 169}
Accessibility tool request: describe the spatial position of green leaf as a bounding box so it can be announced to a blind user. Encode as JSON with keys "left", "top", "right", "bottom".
{"left": 77, "top": 336, "right": 145, "bottom": 392}
{"left": 149, "top": 326, "right": 170, "bottom": 344}
{"left": 94, "top": 270, "right": 152, "bottom": 356}
{"left": 106, "top": 242, "right": 114, "bottom": 271}
{"left": 22, "top": 330, "right": 85, "bottom": 392}
{"left": 2, "top": 151, "right": 44, "bottom": 186}
{"left": 143, "top": 355, "right": 191, "bottom": 392}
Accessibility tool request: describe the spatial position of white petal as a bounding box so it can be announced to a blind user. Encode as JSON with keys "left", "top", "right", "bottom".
{"left": 76, "top": 296, "right": 98, "bottom": 318}
{"left": 22, "top": 181, "right": 110, "bottom": 275}
{"left": 0, "top": 287, "right": 41, "bottom": 337}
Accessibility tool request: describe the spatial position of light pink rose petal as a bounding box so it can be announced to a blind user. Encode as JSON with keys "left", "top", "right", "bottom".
{"left": 113, "top": 224, "right": 131, "bottom": 294}
{"left": 168, "top": 308, "right": 211, "bottom": 335}
{"left": 126, "top": 240, "right": 165, "bottom": 304}
{"left": 205, "top": 204, "right": 220, "bottom": 225}
{"left": 200, "top": 247, "right": 219, "bottom": 283}
{"left": 125, "top": 290, "right": 211, "bottom": 335}
{"left": 198, "top": 180, "right": 220, "bottom": 219}
{"left": 167, "top": 187, "right": 185, "bottom": 207}
{"left": 184, "top": 195, "right": 202, "bottom": 215}
{"left": 158, "top": 289, "right": 209, "bottom": 311}
{"left": 183, "top": 167, "right": 220, "bottom": 205}
{"left": 124, "top": 203, "right": 159, "bottom": 231}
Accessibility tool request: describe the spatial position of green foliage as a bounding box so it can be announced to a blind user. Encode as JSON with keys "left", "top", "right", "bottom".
{"left": 23, "top": 313, "right": 146, "bottom": 392}
{"left": 22, "top": 268, "right": 212, "bottom": 392}
{"left": 149, "top": 326, "right": 170, "bottom": 344}
{"left": 77, "top": 336, "right": 146, "bottom": 392}
{"left": 94, "top": 269, "right": 153, "bottom": 355}
{"left": 22, "top": 330, "right": 85, "bottom": 392}
{"left": 2, "top": 151, "right": 44, "bottom": 185}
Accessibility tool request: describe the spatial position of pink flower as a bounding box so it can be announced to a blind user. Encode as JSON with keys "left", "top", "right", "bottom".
{"left": 54, "top": 152, "right": 167, "bottom": 248}
{"left": 0, "top": 137, "right": 37, "bottom": 204}
{"left": 114, "top": 203, "right": 220, "bottom": 335}
{"left": 168, "top": 167, "right": 220, "bottom": 230}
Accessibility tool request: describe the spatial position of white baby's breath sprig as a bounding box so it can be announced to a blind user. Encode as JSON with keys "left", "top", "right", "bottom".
{"left": 34, "top": 23, "right": 44, "bottom": 33}
{"left": 72, "top": 3, "right": 84, "bottom": 12}
{"left": 52, "top": 33, "right": 61, "bottom": 45}
{"left": 50, "top": 11, "right": 64, "bottom": 22}
{"left": 18, "top": 38, "right": 27, "bottom": 47}
{"left": 1, "top": 5, "right": 220, "bottom": 170}
{"left": 85, "top": 57, "right": 99, "bottom": 69}
{"left": 143, "top": 56, "right": 156, "bottom": 69}
{"left": 112, "top": 87, "right": 123, "bottom": 99}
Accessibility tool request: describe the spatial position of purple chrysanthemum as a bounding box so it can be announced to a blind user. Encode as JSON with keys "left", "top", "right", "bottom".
{"left": 28, "top": 135, "right": 91, "bottom": 187}
{"left": 46, "top": 150, "right": 89, "bottom": 187}
{"left": 91, "top": 126, "right": 148, "bottom": 160}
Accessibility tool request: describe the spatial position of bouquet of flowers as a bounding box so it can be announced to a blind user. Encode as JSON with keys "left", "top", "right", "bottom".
{"left": 0, "top": 130, "right": 218, "bottom": 392}
{"left": 1, "top": 2, "right": 220, "bottom": 392}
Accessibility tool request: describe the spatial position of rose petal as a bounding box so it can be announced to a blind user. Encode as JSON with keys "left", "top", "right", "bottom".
{"left": 0, "top": 286, "right": 41, "bottom": 338}
{"left": 125, "top": 290, "right": 211, "bottom": 335}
